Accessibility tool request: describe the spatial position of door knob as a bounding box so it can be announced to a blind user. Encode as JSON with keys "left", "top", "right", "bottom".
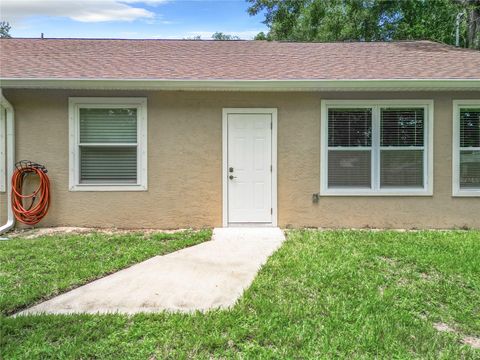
{"left": 229, "top": 167, "right": 234, "bottom": 173}
{"left": 229, "top": 175, "right": 237, "bottom": 180}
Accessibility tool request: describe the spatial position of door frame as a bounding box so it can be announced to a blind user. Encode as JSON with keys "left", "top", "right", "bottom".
{"left": 222, "top": 108, "right": 278, "bottom": 227}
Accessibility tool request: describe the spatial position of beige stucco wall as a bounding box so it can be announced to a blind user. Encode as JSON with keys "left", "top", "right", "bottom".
{"left": 1, "top": 89, "right": 479, "bottom": 229}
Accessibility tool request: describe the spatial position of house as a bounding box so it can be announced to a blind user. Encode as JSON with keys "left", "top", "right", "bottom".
{"left": 0, "top": 38, "right": 479, "bottom": 230}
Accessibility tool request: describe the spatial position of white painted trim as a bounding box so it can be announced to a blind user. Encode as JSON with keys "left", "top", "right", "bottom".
{"left": 222, "top": 108, "right": 278, "bottom": 227}
{"left": 320, "top": 100, "right": 434, "bottom": 196}
{"left": 68, "top": 97, "right": 148, "bottom": 192}
{"left": 272, "top": 109, "right": 278, "bottom": 227}
{"left": 452, "top": 100, "right": 480, "bottom": 197}
{"left": 222, "top": 110, "right": 228, "bottom": 228}
{"left": 1, "top": 78, "right": 480, "bottom": 91}
{"left": 321, "top": 100, "right": 435, "bottom": 106}
{"left": 0, "top": 106, "right": 5, "bottom": 192}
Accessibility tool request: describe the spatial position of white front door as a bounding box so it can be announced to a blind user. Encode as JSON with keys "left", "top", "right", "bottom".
{"left": 225, "top": 110, "right": 274, "bottom": 224}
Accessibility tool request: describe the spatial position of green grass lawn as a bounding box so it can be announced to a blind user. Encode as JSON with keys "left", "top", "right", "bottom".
{"left": 0, "top": 229, "right": 212, "bottom": 316}
{"left": 2, "top": 230, "right": 479, "bottom": 359}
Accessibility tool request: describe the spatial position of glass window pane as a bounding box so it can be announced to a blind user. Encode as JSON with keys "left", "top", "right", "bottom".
{"left": 80, "top": 108, "right": 137, "bottom": 143}
{"left": 460, "top": 109, "right": 480, "bottom": 148}
{"left": 80, "top": 146, "right": 137, "bottom": 184}
{"left": 381, "top": 150, "right": 423, "bottom": 188}
{"left": 381, "top": 108, "right": 424, "bottom": 147}
{"left": 460, "top": 150, "right": 480, "bottom": 189}
{"left": 328, "top": 108, "right": 372, "bottom": 147}
{"left": 328, "top": 150, "right": 371, "bottom": 188}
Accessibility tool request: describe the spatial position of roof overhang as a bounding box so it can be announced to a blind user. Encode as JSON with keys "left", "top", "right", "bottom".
{"left": 1, "top": 78, "right": 480, "bottom": 91}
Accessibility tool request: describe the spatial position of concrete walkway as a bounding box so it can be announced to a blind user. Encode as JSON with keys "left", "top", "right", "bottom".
{"left": 18, "top": 227, "right": 285, "bottom": 315}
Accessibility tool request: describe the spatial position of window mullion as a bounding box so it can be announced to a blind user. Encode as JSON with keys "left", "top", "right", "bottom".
{"left": 79, "top": 143, "right": 138, "bottom": 147}
{"left": 382, "top": 146, "right": 423, "bottom": 150}
{"left": 327, "top": 146, "right": 372, "bottom": 151}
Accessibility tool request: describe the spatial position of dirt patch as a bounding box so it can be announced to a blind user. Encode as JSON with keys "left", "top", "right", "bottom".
{"left": 433, "top": 323, "right": 480, "bottom": 350}
{"left": 433, "top": 322, "right": 456, "bottom": 333}
{"left": 379, "top": 256, "right": 398, "bottom": 266}
{"left": 420, "top": 272, "right": 440, "bottom": 282}
{"left": 396, "top": 277, "right": 410, "bottom": 287}
{"left": 8, "top": 227, "right": 192, "bottom": 239}
{"left": 462, "top": 336, "right": 480, "bottom": 349}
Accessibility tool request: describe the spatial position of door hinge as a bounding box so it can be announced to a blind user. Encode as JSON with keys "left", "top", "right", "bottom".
{"left": 271, "top": 208, "right": 273, "bottom": 215}
{"left": 270, "top": 165, "right": 273, "bottom": 172}
{"left": 270, "top": 121, "right": 272, "bottom": 130}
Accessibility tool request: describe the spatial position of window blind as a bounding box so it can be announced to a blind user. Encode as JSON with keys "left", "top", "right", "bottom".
{"left": 80, "top": 147, "right": 137, "bottom": 184}
{"left": 327, "top": 108, "right": 372, "bottom": 188}
{"left": 80, "top": 108, "right": 137, "bottom": 143}
{"left": 380, "top": 108, "right": 424, "bottom": 188}
{"left": 328, "top": 108, "right": 372, "bottom": 147}
{"left": 79, "top": 107, "right": 138, "bottom": 184}
{"left": 459, "top": 108, "right": 480, "bottom": 189}
{"left": 381, "top": 108, "right": 424, "bottom": 147}
{"left": 380, "top": 150, "right": 423, "bottom": 187}
{"left": 460, "top": 151, "right": 480, "bottom": 188}
{"left": 328, "top": 150, "right": 371, "bottom": 188}
{"left": 460, "top": 109, "right": 480, "bottom": 148}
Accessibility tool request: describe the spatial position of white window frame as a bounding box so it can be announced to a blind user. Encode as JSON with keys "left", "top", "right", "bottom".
{"left": 452, "top": 100, "right": 480, "bottom": 197}
{"left": 68, "top": 97, "right": 148, "bottom": 192}
{"left": 320, "top": 100, "right": 434, "bottom": 196}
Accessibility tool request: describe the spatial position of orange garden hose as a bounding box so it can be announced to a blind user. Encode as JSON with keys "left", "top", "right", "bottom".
{"left": 11, "top": 161, "right": 50, "bottom": 225}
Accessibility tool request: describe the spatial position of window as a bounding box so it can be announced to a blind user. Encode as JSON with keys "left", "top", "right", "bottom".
{"left": 453, "top": 100, "right": 480, "bottom": 196}
{"left": 327, "top": 108, "right": 372, "bottom": 188}
{"left": 69, "top": 97, "right": 147, "bottom": 191}
{"left": 320, "top": 100, "right": 433, "bottom": 196}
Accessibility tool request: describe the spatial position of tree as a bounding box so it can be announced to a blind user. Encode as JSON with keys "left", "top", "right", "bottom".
{"left": 184, "top": 35, "right": 202, "bottom": 40}
{"left": 254, "top": 31, "right": 269, "bottom": 40}
{"left": 211, "top": 32, "right": 241, "bottom": 40}
{"left": 455, "top": 0, "right": 480, "bottom": 48}
{"left": 247, "top": 0, "right": 480, "bottom": 49}
{"left": 0, "top": 21, "right": 11, "bottom": 38}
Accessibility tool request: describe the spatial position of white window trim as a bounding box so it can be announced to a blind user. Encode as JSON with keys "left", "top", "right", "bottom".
{"left": 320, "top": 99, "right": 434, "bottom": 196}
{"left": 68, "top": 97, "right": 148, "bottom": 192}
{"left": 452, "top": 100, "right": 480, "bottom": 197}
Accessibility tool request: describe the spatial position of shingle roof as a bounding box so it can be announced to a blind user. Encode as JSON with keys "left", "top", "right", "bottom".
{"left": 1, "top": 38, "right": 479, "bottom": 80}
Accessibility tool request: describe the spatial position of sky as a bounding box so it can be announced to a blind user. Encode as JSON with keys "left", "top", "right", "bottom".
{"left": 0, "top": 0, "right": 268, "bottom": 40}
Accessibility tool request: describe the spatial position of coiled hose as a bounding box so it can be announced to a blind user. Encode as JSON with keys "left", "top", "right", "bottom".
{"left": 11, "top": 160, "right": 50, "bottom": 225}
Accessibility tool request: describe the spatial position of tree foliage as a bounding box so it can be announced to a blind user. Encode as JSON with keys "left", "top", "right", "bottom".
{"left": 211, "top": 32, "right": 241, "bottom": 40}
{"left": 254, "top": 31, "right": 269, "bottom": 40}
{"left": 247, "top": 0, "right": 480, "bottom": 48}
{"left": 0, "top": 21, "right": 11, "bottom": 38}
{"left": 184, "top": 35, "right": 202, "bottom": 40}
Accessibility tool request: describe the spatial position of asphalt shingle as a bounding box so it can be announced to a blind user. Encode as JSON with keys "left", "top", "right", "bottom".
{"left": 1, "top": 38, "right": 479, "bottom": 80}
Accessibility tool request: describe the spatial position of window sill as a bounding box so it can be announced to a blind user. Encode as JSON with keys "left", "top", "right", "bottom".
{"left": 69, "top": 184, "right": 147, "bottom": 192}
{"left": 452, "top": 189, "right": 480, "bottom": 197}
{"left": 320, "top": 188, "right": 433, "bottom": 196}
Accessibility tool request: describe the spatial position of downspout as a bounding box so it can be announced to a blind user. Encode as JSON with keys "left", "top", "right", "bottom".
{"left": 0, "top": 89, "right": 15, "bottom": 236}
